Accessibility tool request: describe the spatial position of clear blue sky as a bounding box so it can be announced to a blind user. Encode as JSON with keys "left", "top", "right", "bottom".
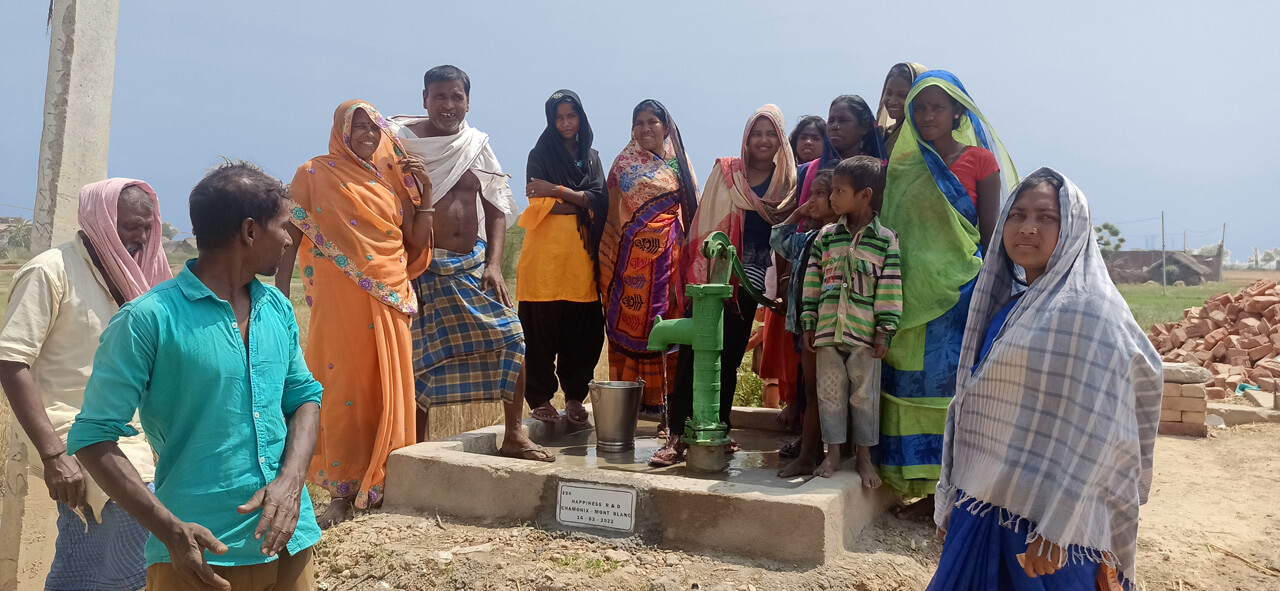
{"left": 2, "top": 1, "right": 1275, "bottom": 260}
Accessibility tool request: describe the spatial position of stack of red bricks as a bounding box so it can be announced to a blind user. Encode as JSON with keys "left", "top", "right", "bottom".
{"left": 1160, "top": 380, "right": 1208, "bottom": 437}
{"left": 1148, "top": 279, "right": 1280, "bottom": 398}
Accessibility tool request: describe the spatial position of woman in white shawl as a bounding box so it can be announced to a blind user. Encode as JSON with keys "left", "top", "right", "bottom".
{"left": 928, "top": 168, "right": 1162, "bottom": 591}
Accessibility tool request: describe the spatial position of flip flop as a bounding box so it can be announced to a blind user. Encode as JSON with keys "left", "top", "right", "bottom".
{"left": 529, "top": 406, "right": 561, "bottom": 423}
{"left": 778, "top": 438, "right": 801, "bottom": 458}
{"left": 648, "top": 445, "right": 685, "bottom": 467}
{"left": 565, "top": 404, "right": 590, "bottom": 425}
{"left": 499, "top": 444, "right": 557, "bottom": 463}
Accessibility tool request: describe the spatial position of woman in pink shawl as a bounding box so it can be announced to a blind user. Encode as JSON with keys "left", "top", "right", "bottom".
{"left": 650, "top": 105, "right": 797, "bottom": 466}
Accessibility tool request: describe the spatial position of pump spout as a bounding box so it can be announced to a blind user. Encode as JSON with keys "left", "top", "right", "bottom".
{"left": 647, "top": 316, "right": 694, "bottom": 351}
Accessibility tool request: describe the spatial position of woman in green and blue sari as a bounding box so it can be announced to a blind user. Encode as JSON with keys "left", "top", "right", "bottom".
{"left": 876, "top": 70, "right": 1017, "bottom": 514}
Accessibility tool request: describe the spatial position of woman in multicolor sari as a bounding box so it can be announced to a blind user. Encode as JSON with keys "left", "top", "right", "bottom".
{"left": 877, "top": 62, "right": 929, "bottom": 154}
{"left": 929, "top": 169, "right": 1158, "bottom": 590}
{"left": 279, "top": 100, "right": 433, "bottom": 527}
{"left": 652, "top": 105, "right": 797, "bottom": 466}
{"left": 877, "top": 70, "right": 1017, "bottom": 516}
{"left": 599, "top": 99, "right": 698, "bottom": 434}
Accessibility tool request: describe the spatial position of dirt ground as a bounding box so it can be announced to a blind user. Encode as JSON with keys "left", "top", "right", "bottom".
{"left": 311, "top": 424, "right": 1280, "bottom": 591}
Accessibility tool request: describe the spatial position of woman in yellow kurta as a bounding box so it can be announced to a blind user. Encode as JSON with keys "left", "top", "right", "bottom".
{"left": 279, "top": 100, "right": 432, "bottom": 527}
{"left": 517, "top": 89, "right": 608, "bottom": 426}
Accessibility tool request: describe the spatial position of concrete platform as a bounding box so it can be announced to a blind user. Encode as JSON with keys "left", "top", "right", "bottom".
{"left": 384, "top": 407, "right": 896, "bottom": 566}
{"left": 1208, "top": 401, "right": 1280, "bottom": 426}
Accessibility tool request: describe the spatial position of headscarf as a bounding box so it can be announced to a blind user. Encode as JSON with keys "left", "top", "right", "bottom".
{"left": 937, "top": 168, "right": 1162, "bottom": 588}
{"left": 684, "top": 105, "right": 797, "bottom": 290}
{"left": 876, "top": 62, "right": 928, "bottom": 151}
{"left": 796, "top": 95, "right": 886, "bottom": 207}
{"left": 880, "top": 70, "right": 1017, "bottom": 369}
{"left": 598, "top": 100, "right": 699, "bottom": 356}
{"left": 77, "top": 178, "right": 171, "bottom": 302}
{"left": 522, "top": 89, "right": 608, "bottom": 266}
{"left": 630, "top": 99, "right": 698, "bottom": 232}
{"left": 288, "top": 99, "right": 429, "bottom": 314}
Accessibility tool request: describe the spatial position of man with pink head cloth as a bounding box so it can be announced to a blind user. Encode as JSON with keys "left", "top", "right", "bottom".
{"left": 0, "top": 178, "right": 171, "bottom": 591}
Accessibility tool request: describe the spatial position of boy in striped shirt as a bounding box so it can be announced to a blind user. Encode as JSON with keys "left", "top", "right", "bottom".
{"left": 801, "top": 156, "right": 902, "bottom": 484}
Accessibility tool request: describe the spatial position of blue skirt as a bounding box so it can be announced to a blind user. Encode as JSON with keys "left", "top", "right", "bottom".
{"left": 928, "top": 496, "right": 1125, "bottom": 591}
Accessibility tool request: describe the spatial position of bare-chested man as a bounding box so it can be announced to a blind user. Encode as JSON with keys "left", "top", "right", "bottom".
{"left": 391, "top": 65, "right": 552, "bottom": 461}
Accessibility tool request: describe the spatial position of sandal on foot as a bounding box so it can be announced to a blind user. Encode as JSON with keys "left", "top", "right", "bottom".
{"left": 565, "top": 403, "right": 590, "bottom": 425}
{"left": 529, "top": 405, "right": 561, "bottom": 423}
{"left": 500, "top": 444, "right": 557, "bottom": 462}
{"left": 648, "top": 445, "right": 686, "bottom": 467}
{"left": 778, "top": 438, "right": 801, "bottom": 458}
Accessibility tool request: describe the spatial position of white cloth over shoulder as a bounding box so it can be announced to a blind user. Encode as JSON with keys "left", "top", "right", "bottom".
{"left": 389, "top": 116, "right": 517, "bottom": 239}
{"left": 935, "top": 168, "right": 1162, "bottom": 587}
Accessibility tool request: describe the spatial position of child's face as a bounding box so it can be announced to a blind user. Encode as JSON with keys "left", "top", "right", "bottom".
{"left": 829, "top": 175, "right": 871, "bottom": 217}
{"left": 1002, "top": 183, "right": 1061, "bottom": 283}
{"left": 805, "top": 187, "right": 835, "bottom": 226}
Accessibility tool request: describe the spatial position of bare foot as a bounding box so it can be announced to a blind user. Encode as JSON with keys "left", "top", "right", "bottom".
{"left": 776, "top": 404, "right": 800, "bottom": 431}
{"left": 813, "top": 453, "right": 842, "bottom": 478}
{"left": 777, "top": 455, "right": 817, "bottom": 478}
{"left": 317, "top": 496, "right": 353, "bottom": 530}
{"left": 855, "top": 455, "right": 882, "bottom": 488}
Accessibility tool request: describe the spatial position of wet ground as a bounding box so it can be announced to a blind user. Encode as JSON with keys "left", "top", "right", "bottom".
{"left": 484, "top": 419, "right": 808, "bottom": 490}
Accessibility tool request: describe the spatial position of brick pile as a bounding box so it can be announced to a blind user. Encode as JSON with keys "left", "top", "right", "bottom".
{"left": 1159, "top": 380, "right": 1208, "bottom": 437}
{"left": 1148, "top": 279, "right": 1280, "bottom": 398}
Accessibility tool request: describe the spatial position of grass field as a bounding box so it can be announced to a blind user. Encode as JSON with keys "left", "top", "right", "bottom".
{"left": 1117, "top": 269, "right": 1280, "bottom": 332}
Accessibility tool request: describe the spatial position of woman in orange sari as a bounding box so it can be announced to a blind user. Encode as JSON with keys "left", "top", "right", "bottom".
{"left": 278, "top": 100, "right": 433, "bottom": 527}
{"left": 599, "top": 99, "right": 698, "bottom": 434}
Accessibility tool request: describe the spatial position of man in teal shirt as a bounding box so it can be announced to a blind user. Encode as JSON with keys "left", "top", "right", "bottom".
{"left": 69, "top": 161, "right": 323, "bottom": 591}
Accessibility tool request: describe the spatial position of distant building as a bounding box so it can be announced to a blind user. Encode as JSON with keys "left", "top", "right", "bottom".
{"left": 1105, "top": 250, "right": 1222, "bottom": 285}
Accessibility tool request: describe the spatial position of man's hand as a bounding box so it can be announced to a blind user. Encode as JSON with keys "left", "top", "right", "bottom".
{"left": 237, "top": 476, "right": 303, "bottom": 557}
{"left": 872, "top": 330, "right": 892, "bottom": 360}
{"left": 1018, "top": 538, "right": 1064, "bottom": 578}
{"left": 803, "top": 330, "right": 816, "bottom": 353}
{"left": 158, "top": 520, "right": 230, "bottom": 591}
{"left": 482, "top": 264, "right": 513, "bottom": 308}
{"left": 43, "top": 452, "right": 87, "bottom": 508}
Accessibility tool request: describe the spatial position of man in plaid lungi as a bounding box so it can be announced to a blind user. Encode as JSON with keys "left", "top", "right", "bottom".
{"left": 392, "top": 65, "right": 553, "bottom": 460}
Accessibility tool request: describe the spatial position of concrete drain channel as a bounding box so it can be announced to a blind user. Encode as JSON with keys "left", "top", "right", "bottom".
{"left": 384, "top": 407, "right": 895, "bottom": 566}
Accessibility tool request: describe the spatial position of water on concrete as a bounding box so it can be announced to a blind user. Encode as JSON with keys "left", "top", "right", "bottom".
{"left": 473, "top": 419, "right": 808, "bottom": 490}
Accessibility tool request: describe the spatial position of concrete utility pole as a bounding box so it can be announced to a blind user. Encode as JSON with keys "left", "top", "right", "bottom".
{"left": 29, "top": 0, "right": 120, "bottom": 252}
{"left": 2, "top": 1, "right": 120, "bottom": 588}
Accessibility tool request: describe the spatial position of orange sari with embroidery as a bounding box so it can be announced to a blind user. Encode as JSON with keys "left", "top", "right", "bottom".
{"left": 290, "top": 100, "right": 429, "bottom": 508}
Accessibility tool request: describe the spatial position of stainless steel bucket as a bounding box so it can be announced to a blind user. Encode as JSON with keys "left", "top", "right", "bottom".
{"left": 587, "top": 379, "right": 644, "bottom": 452}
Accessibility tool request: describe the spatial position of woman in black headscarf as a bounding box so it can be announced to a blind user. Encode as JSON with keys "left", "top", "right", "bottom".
{"left": 516, "top": 89, "right": 609, "bottom": 425}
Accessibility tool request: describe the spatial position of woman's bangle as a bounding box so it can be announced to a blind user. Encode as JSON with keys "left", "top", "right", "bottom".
{"left": 416, "top": 206, "right": 435, "bottom": 213}
{"left": 556, "top": 185, "right": 564, "bottom": 198}
{"left": 40, "top": 449, "right": 66, "bottom": 462}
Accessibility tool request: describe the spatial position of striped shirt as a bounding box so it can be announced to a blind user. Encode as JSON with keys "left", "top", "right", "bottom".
{"left": 800, "top": 215, "right": 902, "bottom": 347}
